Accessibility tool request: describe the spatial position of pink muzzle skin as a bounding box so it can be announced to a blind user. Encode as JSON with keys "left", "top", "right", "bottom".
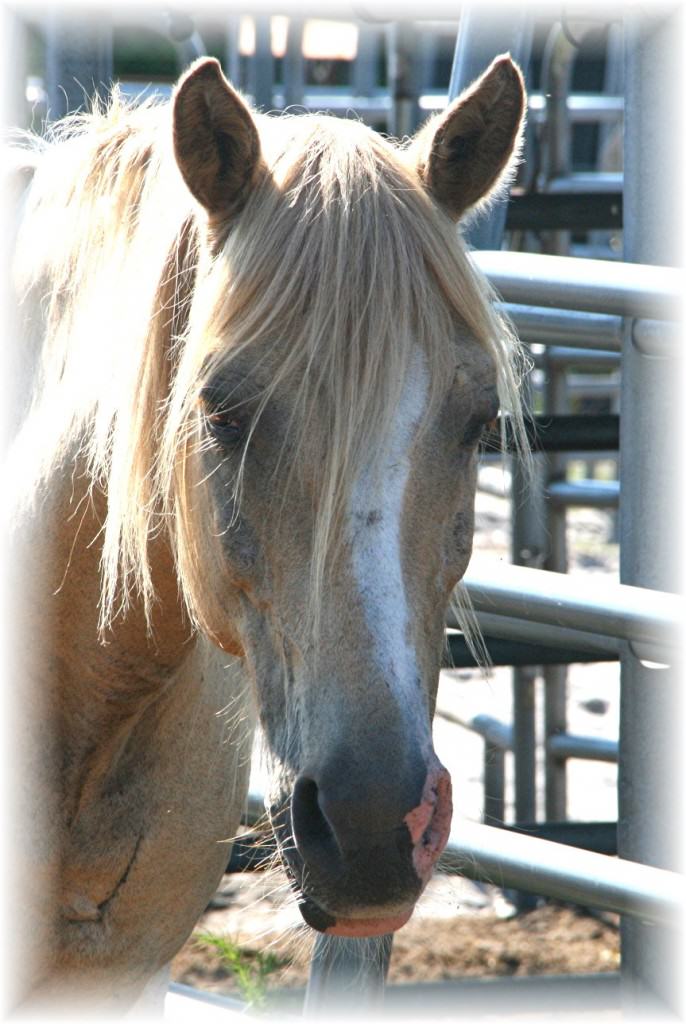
{"left": 325, "top": 766, "right": 453, "bottom": 938}
{"left": 324, "top": 910, "right": 413, "bottom": 938}
{"left": 405, "top": 765, "right": 453, "bottom": 882}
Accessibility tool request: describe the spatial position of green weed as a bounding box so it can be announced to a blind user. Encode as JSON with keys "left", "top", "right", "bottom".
{"left": 196, "top": 932, "right": 285, "bottom": 1009}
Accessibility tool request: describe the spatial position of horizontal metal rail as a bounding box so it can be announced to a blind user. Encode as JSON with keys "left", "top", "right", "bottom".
{"left": 501, "top": 304, "right": 623, "bottom": 350}
{"left": 546, "top": 480, "right": 619, "bottom": 509}
{"left": 168, "top": 982, "right": 246, "bottom": 1014}
{"left": 453, "top": 609, "right": 621, "bottom": 658}
{"left": 546, "top": 172, "right": 623, "bottom": 194}
{"left": 421, "top": 92, "right": 624, "bottom": 124}
{"left": 536, "top": 347, "right": 620, "bottom": 368}
{"left": 462, "top": 564, "right": 682, "bottom": 657}
{"left": 475, "top": 250, "right": 681, "bottom": 321}
{"left": 440, "top": 820, "right": 683, "bottom": 926}
{"left": 122, "top": 83, "right": 623, "bottom": 127}
{"left": 548, "top": 733, "right": 618, "bottom": 764}
{"left": 275, "top": 90, "right": 622, "bottom": 121}
{"left": 228, "top": 818, "right": 621, "bottom": 872}
{"left": 437, "top": 709, "right": 618, "bottom": 765}
{"left": 232, "top": 806, "right": 622, "bottom": 872}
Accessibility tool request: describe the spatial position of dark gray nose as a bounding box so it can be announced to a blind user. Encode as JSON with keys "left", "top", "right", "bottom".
{"left": 290, "top": 746, "right": 427, "bottom": 874}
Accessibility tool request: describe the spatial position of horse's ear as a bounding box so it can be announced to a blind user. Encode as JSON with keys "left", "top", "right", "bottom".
{"left": 173, "top": 58, "right": 262, "bottom": 216}
{"left": 411, "top": 54, "right": 525, "bottom": 222}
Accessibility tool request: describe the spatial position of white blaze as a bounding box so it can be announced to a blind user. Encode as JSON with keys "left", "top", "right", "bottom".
{"left": 349, "top": 346, "right": 431, "bottom": 735}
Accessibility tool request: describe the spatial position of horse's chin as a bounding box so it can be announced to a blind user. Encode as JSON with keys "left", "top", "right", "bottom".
{"left": 298, "top": 894, "right": 414, "bottom": 937}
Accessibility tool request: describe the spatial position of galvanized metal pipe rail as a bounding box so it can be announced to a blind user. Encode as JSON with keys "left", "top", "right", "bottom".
{"left": 440, "top": 820, "right": 683, "bottom": 927}
{"left": 475, "top": 250, "right": 682, "bottom": 321}
{"left": 548, "top": 733, "right": 618, "bottom": 764}
{"left": 437, "top": 708, "right": 619, "bottom": 766}
{"left": 421, "top": 91, "right": 624, "bottom": 123}
{"left": 535, "top": 346, "right": 620, "bottom": 367}
{"left": 501, "top": 304, "right": 623, "bottom": 350}
{"left": 463, "top": 564, "right": 681, "bottom": 657}
{"left": 547, "top": 479, "right": 619, "bottom": 509}
{"left": 449, "top": 608, "right": 620, "bottom": 657}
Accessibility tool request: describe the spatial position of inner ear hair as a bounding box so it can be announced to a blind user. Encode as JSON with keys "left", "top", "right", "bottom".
{"left": 173, "top": 57, "right": 263, "bottom": 218}
{"left": 414, "top": 54, "right": 526, "bottom": 223}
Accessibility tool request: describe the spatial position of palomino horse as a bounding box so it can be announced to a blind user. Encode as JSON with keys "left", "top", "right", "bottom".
{"left": 8, "top": 54, "right": 526, "bottom": 1012}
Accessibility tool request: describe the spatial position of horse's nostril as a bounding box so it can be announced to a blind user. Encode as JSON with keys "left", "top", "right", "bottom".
{"left": 291, "top": 776, "right": 342, "bottom": 870}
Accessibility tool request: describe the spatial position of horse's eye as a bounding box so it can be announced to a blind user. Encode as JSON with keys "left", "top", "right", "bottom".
{"left": 205, "top": 410, "right": 246, "bottom": 445}
{"left": 464, "top": 415, "right": 499, "bottom": 447}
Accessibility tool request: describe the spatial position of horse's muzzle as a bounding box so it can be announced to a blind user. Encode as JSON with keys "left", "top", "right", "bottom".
{"left": 280, "top": 760, "right": 453, "bottom": 936}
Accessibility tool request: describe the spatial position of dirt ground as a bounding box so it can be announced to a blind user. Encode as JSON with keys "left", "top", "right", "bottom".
{"left": 171, "top": 868, "right": 620, "bottom": 1001}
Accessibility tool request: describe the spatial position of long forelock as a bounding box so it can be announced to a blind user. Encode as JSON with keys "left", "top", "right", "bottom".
{"left": 165, "top": 114, "right": 528, "bottom": 639}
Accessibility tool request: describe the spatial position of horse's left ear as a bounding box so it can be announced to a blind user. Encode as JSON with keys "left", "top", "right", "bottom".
{"left": 173, "top": 57, "right": 262, "bottom": 216}
{"left": 411, "top": 54, "right": 525, "bottom": 222}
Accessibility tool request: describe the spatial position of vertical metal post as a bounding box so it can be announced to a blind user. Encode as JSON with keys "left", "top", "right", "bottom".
{"left": 1, "top": 8, "right": 28, "bottom": 131}
{"left": 45, "top": 11, "right": 113, "bottom": 121}
{"left": 305, "top": 934, "right": 392, "bottom": 1017}
{"left": 249, "top": 15, "right": 273, "bottom": 111}
{"left": 543, "top": 355, "right": 571, "bottom": 822}
{"left": 512, "top": 666, "right": 537, "bottom": 824}
{"left": 447, "top": 7, "right": 533, "bottom": 250}
{"left": 483, "top": 741, "right": 506, "bottom": 826}
{"left": 538, "top": 21, "right": 577, "bottom": 824}
{"left": 225, "top": 15, "right": 242, "bottom": 88}
{"left": 510, "top": 366, "right": 546, "bottom": 827}
{"left": 539, "top": 21, "right": 577, "bottom": 256}
{"left": 448, "top": 6, "right": 536, "bottom": 868}
{"left": 282, "top": 17, "right": 305, "bottom": 110}
{"left": 417, "top": 29, "right": 439, "bottom": 101}
{"left": 387, "top": 21, "right": 420, "bottom": 139}
{"left": 543, "top": 665, "right": 567, "bottom": 821}
{"left": 353, "top": 26, "right": 380, "bottom": 101}
{"left": 619, "top": 10, "right": 683, "bottom": 1018}
{"left": 510, "top": 370, "right": 545, "bottom": 909}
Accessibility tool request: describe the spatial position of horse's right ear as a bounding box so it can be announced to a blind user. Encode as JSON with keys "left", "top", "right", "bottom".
{"left": 173, "top": 58, "right": 262, "bottom": 217}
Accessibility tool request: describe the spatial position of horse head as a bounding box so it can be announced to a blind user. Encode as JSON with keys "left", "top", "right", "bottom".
{"left": 167, "top": 56, "right": 525, "bottom": 937}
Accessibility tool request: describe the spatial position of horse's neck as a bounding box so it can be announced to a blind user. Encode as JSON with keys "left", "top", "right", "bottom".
{"left": 19, "top": 460, "right": 196, "bottom": 817}
{"left": 13, "top": 454, "right": 254, "bottom": 1003}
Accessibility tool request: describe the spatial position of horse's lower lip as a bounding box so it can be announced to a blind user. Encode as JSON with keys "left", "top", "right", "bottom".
{"left": 324, "top": 910, "right": 413, "bottom": 938}
{"left": 295, "top": 889, "right": 415, "bottom": 936}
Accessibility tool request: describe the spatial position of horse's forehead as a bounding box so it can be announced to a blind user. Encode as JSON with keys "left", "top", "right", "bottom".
{"left": 211, "top": 326, "right": 496, "bottom": 406}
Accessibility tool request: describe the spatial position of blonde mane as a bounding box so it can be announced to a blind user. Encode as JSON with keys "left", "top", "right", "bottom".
{"left": 12, "top": 92, "right": 527, "bottom": 641}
